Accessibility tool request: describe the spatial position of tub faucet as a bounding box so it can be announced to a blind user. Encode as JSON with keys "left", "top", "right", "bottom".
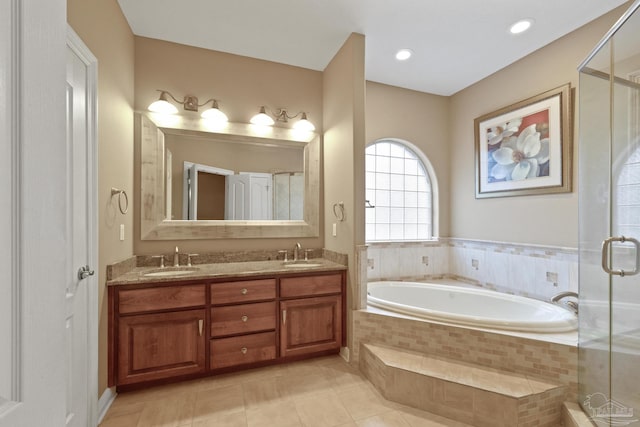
{"left": 551, "top": 291, "right": 578, "bottom": 314}
{"left": 293, "top": 242, "right": 302, "bottom": 262}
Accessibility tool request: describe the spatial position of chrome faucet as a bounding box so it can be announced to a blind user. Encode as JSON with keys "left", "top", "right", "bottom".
{"left": 551, "top": 291, "right": 578, "bottom": 314}
{"left": 173, "top": 246, "right": 180, "bottom": 267}
{"left": 293, "top": 242, "right": 302, "bottom": 262}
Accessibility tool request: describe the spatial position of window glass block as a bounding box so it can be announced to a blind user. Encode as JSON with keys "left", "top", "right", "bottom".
{"left": 404, "top": 224, "right": 418, "bottom": 240}
{"left": 376, "top": 172, "right": 390, "bottom": 190}
{"left": 366, "top": 154, "right": 376, "bottom": 171}
{"left": 417, "top": 192, "right": 429, "bottom": 208}
{"left": 366, "top": 207, "right": 376, "bottom": 223}
{"left": 405, "top": 174, "right": 418, "bottom": 191}
{"left": 366, "top": 224, "right": 375, "bottom": 240}
{"left": 376, "top": 142, "right": 391, "bottom": 156}
{"left": 390, "top": 190, "right": 404, "bottom": 206}
{"left": 390, "top": 143, "right": 405, "bottom": 158}
{"left": 376, "top": 206, "right": 390, "bottom": 223}
{"left": 390, "top": 224, "right": 404, "bottom": 240}
{"left": 366, "top": 144, "right": 376, "bottom": 155}
{"left": 390, "top": 208, "right": 404, "bottom": 223}
{"left": 366, "top": 172, "right": 376, "bottom": 189}
{"left": 390, "top": 173, "right": 404, "bottom": 191}
{"left": 376, "top": 155, "right": 390, "bottom": 173}
{"left": 405, "top": 158, "right": 418, "bottom": 175}
{"left": 390, "top": 157, "right": 404, "bottom": 173}
{"left": 375, "top": 223, "right": 390, "bottom": 240}
{"left": 375, "top": 189, "right": 390, "bottom": 206}
{"left": 417, "top": 223, "right": 431, "bottom": 239}
{"left": 405, "top": 191, "right": 418, "bottom": 207}
{"left": 404, "top": 207, "right": 418, "bottom": 223}
{"left": 418, "top": 208, "right": 429, "bottom": 222}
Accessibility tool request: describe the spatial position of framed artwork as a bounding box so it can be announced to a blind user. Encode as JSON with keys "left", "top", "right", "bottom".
{"left": 474, "top": 84, "right": 572, "bottom": 198}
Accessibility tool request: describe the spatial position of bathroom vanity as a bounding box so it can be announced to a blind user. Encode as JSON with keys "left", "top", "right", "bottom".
{"left": 107, "top": 260, "right": 346, "bottom": 390}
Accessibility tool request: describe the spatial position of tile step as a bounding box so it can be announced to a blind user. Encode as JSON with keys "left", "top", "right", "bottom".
{"left": 360, "top": 343, "right": 567, "bottom": 427}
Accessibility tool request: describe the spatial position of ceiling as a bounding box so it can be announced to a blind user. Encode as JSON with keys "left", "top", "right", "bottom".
{"left": 117, "top": 0, "right": 628, "bottom": 96}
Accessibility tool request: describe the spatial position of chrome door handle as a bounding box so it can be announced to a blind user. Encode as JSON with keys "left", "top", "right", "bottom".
{"left": 282, "top": 309, "right": 286, "bottom": 325}
{"left": 77, "top": 265, "right": 95, "bottom": 280}
{"left": 602, "top": 236, "right": 640, "bottom": 277}
{"left": 198, "top": 319, "right": 203, "bottom": 336}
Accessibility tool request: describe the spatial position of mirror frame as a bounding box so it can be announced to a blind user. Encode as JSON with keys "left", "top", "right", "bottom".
{"left": 137, "top": 112, "right": 320, "bottom": 240}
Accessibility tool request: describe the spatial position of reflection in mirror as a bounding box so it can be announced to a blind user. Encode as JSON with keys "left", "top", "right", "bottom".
{"left": 138, "top": 112, "right": 319, "bottom": 240}
{"left": 165, "top": 132, "right": 305, "bottom": 221}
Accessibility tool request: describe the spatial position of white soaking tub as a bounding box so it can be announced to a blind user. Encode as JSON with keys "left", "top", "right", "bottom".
{"left": 367, "top": 281, "right": 577, "bottom": 333}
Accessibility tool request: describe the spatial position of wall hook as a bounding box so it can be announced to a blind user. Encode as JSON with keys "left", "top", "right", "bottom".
{"left": 332, "top": 201, "right": 345, "bottom": 222}
{"left": 365, "top": 199, "right": 376, "bottom": 208}
{"left": 111, "top": 187, "right": 129, "bottom": 214}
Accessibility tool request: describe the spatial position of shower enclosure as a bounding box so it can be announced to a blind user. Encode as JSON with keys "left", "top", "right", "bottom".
{"left": 578, "top": 1, "right": 640, "bottom": 425}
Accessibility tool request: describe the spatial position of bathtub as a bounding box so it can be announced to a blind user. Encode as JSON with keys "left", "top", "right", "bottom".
{"left": 367, "top": 281, "right": 577, "bottom": 333}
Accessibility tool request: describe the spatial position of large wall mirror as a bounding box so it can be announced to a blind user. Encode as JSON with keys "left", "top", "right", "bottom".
{"left": 137, "top": 112, "right": 320, "bottom": 239}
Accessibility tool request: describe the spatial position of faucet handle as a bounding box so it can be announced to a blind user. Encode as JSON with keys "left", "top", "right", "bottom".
{"left": 304, "top": 249, "right": 313, "bottom": 261}
{"left": 187, "top": 253, "right": 199, "bottom": 267}
{"left": 151, "top": 255, "right": 165, "bottom": 268}
{"left": 278, "top": 250, "right": 288, "bottom": 262}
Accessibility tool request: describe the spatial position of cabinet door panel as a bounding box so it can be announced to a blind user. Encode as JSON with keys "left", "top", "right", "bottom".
{"left": 211, "top": 301, "right": 276, "bottom": 337}
{"left": 280, "top": 295, "right": 341, "bottom": 357}
{"left": 117, "top": 309, "right": 206, "bottom": 385}
{"left": 211, "top": 331, "right": 276, "bottom": 369}
{"left": 280, "top": 274, "right": 342, "bottom": 298}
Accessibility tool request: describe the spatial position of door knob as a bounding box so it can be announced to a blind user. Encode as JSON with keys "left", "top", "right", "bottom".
{"left": 77, "top": 265, "right": 95, "bottom": 280}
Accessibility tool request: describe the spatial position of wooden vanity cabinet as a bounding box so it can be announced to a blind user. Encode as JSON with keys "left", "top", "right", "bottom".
{"left": 279, "top": 273, "right": 345, "bottom": 358}
{"left": 111, "top": 284, "right": 207, "bottom": 386}
{"left": 109, "top": 270, "right": 346, "bottom": 389}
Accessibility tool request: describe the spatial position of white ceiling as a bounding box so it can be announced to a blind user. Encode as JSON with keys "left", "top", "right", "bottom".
{"left": 117, "top": 0, "right": 628, "bottom": 96}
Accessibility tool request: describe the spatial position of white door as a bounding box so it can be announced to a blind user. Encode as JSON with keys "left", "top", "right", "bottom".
{"left": 65, "top": 28, "right": 98, "bottom": 427}
{"left": 243, "top": 173, "right": 273, "bottom": 220}
{"left": 226, "top": 174, "right": 251, "bottom": 220}
{"left": 0, "top": 4, "right": 81, "bottom": 427}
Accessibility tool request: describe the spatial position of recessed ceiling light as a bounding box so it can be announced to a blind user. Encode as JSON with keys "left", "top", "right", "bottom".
{"left": 395, "top": 49, "right": 413, "bottom": 61}
{"left": 510, "top": 19, "right": 534, "bottom": 35}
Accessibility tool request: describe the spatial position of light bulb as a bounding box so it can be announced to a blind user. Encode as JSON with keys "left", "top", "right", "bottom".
{"left": 148, "top": 91, "right": 178, "bottom": 114}
{"left": 201, "top": 101, "right": 228, "bottom": 125}
{"left": 293, "top": 113, "right": 315, "bottom": 132}
{"left": 250, "top": 106, "right": 275, "bottom": 126}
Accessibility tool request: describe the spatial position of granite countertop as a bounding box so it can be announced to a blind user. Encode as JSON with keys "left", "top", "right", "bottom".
{"left": 107, "top": 258, "right": 347, "bottom": 286}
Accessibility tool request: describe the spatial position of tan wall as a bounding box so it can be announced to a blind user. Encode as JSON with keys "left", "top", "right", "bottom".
{"left": 323, "top": 33, "right": 367, "bottom": 350}
{"left": 365, "top": 82, "right": 451, "bottom": 237}
{"left": 133, "top": 36, "right": 324, "bottom": 254}
{"left": 448, "top": 4, "right": 629, "bottom": 247}
{"left": 67, "top": 0, "right": 135, "bottom": 396}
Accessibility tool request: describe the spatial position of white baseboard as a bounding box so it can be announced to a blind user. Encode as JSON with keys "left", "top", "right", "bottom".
{"left": 97, "top": 387, "right": 116, "bottom": 424}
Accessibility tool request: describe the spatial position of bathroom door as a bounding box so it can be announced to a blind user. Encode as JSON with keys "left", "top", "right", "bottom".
{"left": 65, "top": 28, "right": 98, "bottom": 427}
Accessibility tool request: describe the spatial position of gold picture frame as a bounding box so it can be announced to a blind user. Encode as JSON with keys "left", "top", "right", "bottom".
{"left": 474, "top": 84, "right": 572, "bottom": 198}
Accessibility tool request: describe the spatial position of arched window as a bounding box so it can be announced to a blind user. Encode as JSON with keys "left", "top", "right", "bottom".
{"left": 365, "top": 139, "right": 437, "bottom": 241}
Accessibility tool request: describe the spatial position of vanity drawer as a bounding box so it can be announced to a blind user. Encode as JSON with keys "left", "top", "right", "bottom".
{"left": 210, "top": 331, "right": 276, "bottom": 369}
{"left": 211, "top": 301, "right": 276, "bottom": 337}
{"left": 118, "top": 284, "right": 205, "bottom": 314}
{"left": 280, "top": 274, "right": 342, "bottom": 298}
{"left": 210, "top": 279, "right": 276, "bottom": 305}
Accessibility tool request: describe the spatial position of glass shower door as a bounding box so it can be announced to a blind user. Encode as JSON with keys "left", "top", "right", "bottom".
{"left": 579, "top": 2, "right": 640, "bottom": 425}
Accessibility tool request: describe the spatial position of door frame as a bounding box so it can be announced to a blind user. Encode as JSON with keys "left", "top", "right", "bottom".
{"left": 66, "top": 25, "right": 99, "bottom": 426}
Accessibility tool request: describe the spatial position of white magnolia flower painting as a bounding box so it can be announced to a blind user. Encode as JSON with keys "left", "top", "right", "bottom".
{"left": 474, "top": 84, "right": 572, "bottom": 198}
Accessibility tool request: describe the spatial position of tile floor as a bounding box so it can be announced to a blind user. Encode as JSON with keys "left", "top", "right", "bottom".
{"left": 99, "top": 355, "right": 473, "bottom": 427}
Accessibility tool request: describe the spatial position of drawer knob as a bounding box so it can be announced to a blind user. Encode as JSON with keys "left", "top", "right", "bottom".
{"left": 241, "top": 315, "right": 248, "bottom": 322}
{"left": 241, "top": 288, "right": 248, "bottom": 295}
{"left": 241, "top": 347, "right": 248, "bottom": 354}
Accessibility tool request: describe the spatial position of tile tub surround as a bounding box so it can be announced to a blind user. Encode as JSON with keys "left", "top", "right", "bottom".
{"left": 365, "top": 238, "right": 578, "bottom": 303}
{"left": 352, "top": 309, "right": 579, "bottom": 401}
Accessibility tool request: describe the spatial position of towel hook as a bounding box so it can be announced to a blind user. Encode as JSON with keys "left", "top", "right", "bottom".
{"left": 111, "top": 187, "right": 129, "bottom": 214}
{"left": 332, "top": 201, "right": 345, "bottom": 222}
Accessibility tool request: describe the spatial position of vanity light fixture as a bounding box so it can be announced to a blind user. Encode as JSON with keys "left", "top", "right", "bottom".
{"left": 509, "top": 19, "right": 534, "bottom": 34}
{"left": 148, "top": 90, "right": 228, "bottom": 124}
{"left": 250, "top": 106, "right": 315, "bottom": 131}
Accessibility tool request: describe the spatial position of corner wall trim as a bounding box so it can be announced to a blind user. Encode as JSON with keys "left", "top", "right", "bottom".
{"left": 97, "top": 387, "right": 116, "bottom": 424}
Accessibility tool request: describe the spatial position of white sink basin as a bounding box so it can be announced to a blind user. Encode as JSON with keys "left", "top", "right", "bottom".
{"left": 283, "top": 263, "right": 323, "bottom": 268}
{"left": 143, "top": 267, "right": 199, "bottom": 277}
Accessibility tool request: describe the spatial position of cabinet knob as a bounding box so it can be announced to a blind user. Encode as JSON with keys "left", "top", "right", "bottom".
{"left": 241, "top": 347, "right": 248, "bottom": 354}
{"left": 241, "top": 288, "right": 248, "bottom": 295}
{"left": 241, "top": 315, "right": 248, "bottom": 322}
